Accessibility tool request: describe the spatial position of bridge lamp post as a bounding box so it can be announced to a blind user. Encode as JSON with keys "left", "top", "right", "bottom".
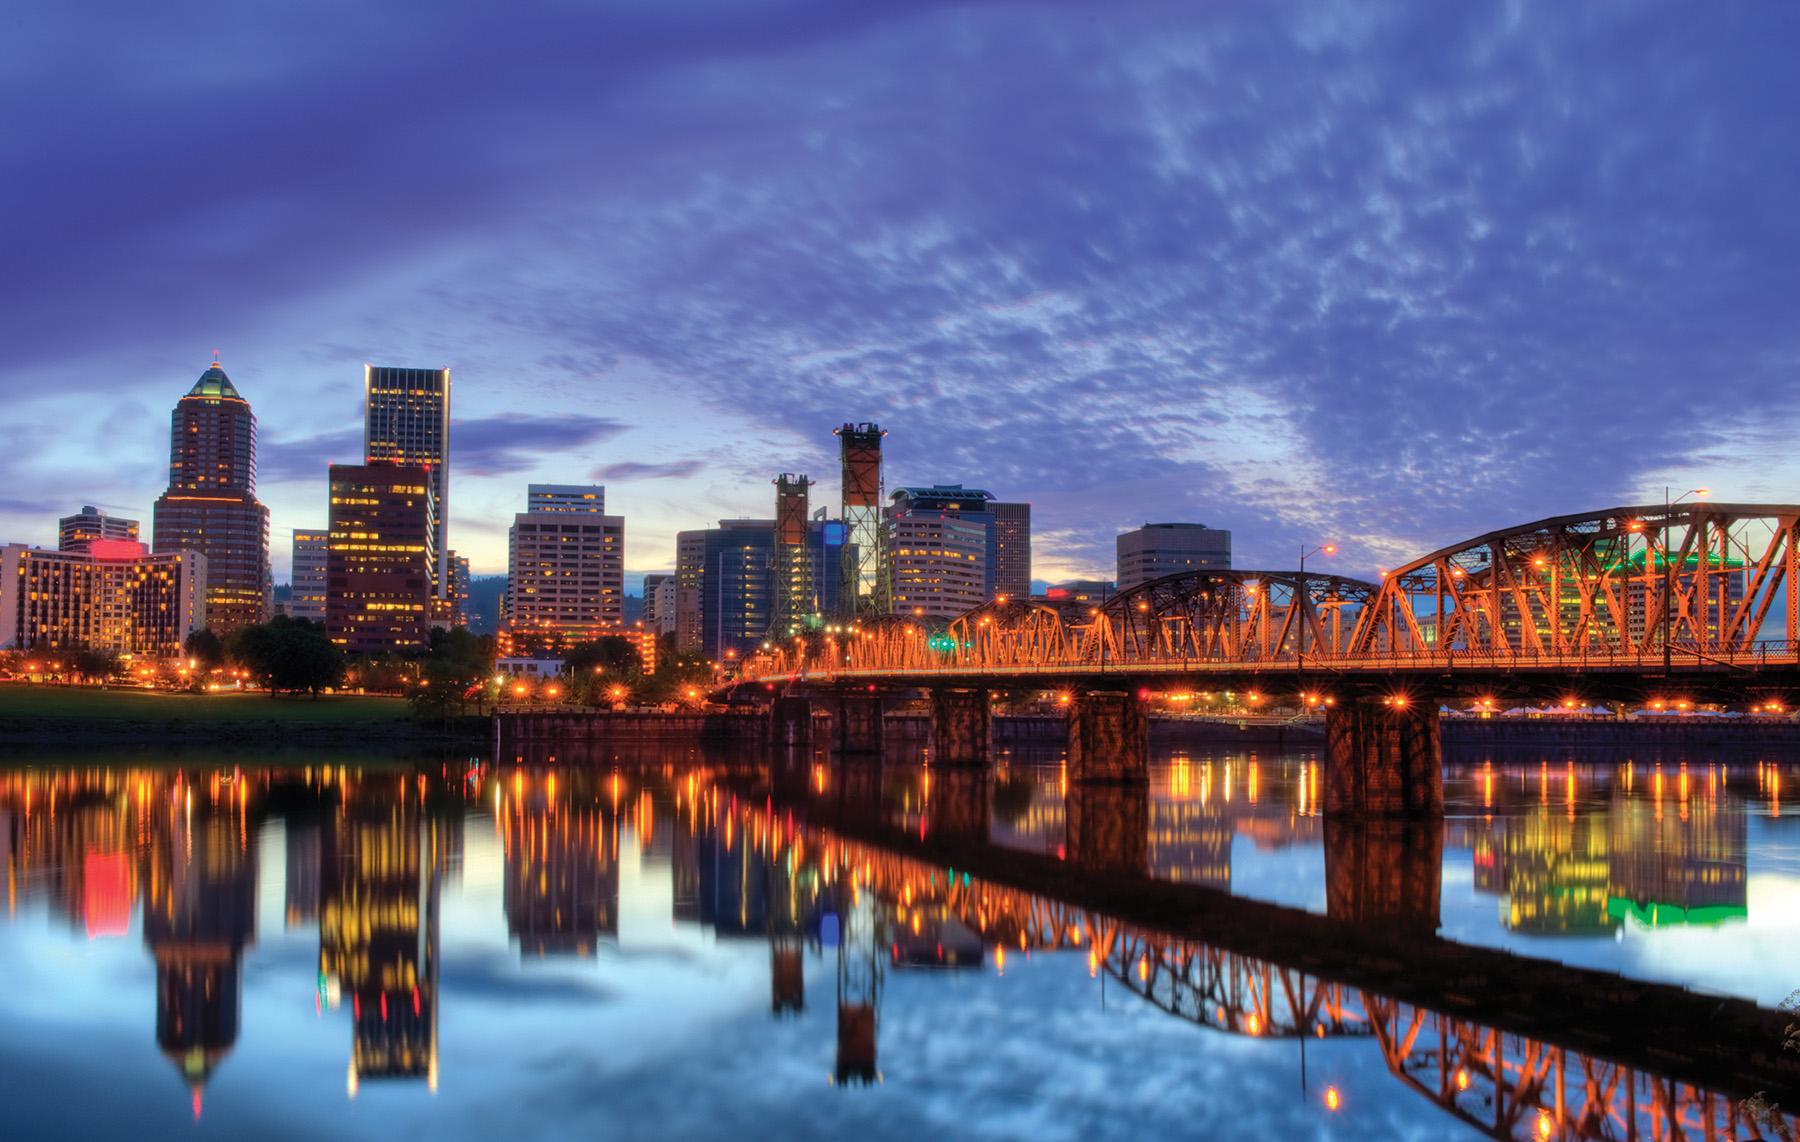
{"left": 1297, "top": 544, "right": 1336, "bottom": 706}
{"left": 1662, "top": 488, "right": 1710, "bottom": 675}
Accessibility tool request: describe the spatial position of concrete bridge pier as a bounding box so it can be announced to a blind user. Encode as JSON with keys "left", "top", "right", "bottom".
{"left": 767, "top": 696, "right": 815, "bottom": 747}
{"left": 1067, "top": 690, "right": 1149, "bottom": 784}
{"left": 929, "top": 688, "right": 991, "bottom": 766}
{"left": 1323, "top": 818, "right": 1443, "bottom": 935}
{"left": 830, "top": 692, "right": 886, "bottom": 756}
{"left": 1064, "top": 782, "right": 1149, "bottom": 875}
{"left": 1323, "top": 700, "right": 1443, "bottom": 816}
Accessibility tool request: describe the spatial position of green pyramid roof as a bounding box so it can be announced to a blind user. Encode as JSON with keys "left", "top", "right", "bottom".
{"left": 185, "top": 363, "right": 243, "bottom": 400}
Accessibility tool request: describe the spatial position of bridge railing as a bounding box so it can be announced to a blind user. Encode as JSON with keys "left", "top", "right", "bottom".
{"left": 735, "top": 638, "right": 1800, "bottom": 684}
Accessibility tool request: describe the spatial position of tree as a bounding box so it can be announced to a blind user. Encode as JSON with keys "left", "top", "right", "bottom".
{"left": 70, "top": 647, "right": 121, "bottom": 685}
{"left": 411, "top": 627, "right": 495, "bottom": 716}
{"left": 563, "top": 636, "right": 643, "bottom": 677}
{"left": 228, "top": 617, "right": 344, "bottom": 697}
{"left": 184, "top": 628, "right": 225, "bottom": 671}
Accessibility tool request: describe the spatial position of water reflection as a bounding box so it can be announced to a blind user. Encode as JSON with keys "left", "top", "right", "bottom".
{"left": 0, "top": 754, "right": 1796, "bottom": 1141}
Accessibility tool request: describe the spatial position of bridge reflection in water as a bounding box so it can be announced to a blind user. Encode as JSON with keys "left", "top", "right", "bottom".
{"left": 1, "top": 756, "right": 1795, "bottom": 1139}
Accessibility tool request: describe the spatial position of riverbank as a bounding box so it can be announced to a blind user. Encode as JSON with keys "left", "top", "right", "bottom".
{"left": 0, "top": 684, "right": 486, "bottom": 749}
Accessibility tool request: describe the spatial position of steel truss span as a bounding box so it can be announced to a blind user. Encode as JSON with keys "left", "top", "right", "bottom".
{"left": 738, "top": 505, "right": 1800, "bottom": 690}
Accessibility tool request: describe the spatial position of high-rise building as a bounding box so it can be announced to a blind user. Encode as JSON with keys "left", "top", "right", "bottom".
{"left": 448, "top": 551, "right": 471, "bottom": 627}
{"left": 0, "top": 541, "right": 205, "bottom": 656}
{"left": 289, "top": 530, "right": 328, "bottom": 623}
{"left": 526, "top": 485, "right": 605, "bottom": 513}
{"left": 363, "top": 366, "right": 450, "bottom": 600}
{"left": 674, "top": 530, "right": 707, "bottom": 654}
{"left": 325, "top": 464, "right": 437, "bottom": 653}
{"left": 696, "top": 518, "right": 848, "bottom": 661}
{"left": 990, "top": 501, "right": 1032, "bottom": 600}
{"left": 1116, "top": 523, "right": 1232, "bottom": 591}
{"left": 888, "top": 513, "right": 987, "bottom": 620}
{"left": 151, "top": 359, "right": 271, "bottom": 634}
{"left": 642, "top": 573, "right": 676, "bottom": 635}
{"left": 503, "top": 486, "right": 623, "bottom": 653}
{"left": 887, "top": 484, "right": 1029, "bottom": 603}
{"left": 58, "top": 505, "right": 139, "bottom": 553}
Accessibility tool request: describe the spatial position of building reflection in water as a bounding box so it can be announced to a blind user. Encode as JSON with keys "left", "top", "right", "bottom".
{"left": 0, "top": 758, "right": 1794, "bottom": 1141}
{"left": 1459, "top": 761, "right": 1749, "bottom": 935}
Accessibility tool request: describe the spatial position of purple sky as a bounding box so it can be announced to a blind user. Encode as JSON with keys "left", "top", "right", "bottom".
{"left": 3, "top": 2, "right": 1796, "bottom": 585}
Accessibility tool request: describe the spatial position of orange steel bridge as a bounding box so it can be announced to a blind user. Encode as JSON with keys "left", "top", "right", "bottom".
{"left": 732, "top": 504, "right": 1800, "bottom": 703}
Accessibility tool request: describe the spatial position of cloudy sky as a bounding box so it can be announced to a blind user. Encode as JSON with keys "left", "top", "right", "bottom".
{"left": 3, "top": 1, "right": 1796, "bottom": 585}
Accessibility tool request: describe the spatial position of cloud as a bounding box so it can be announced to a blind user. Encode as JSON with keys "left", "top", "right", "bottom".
{"left": 259, "top": 416, "right": 628, "bottom": 485}
{"left": 590, "top": 460, "right": 704, "bottom": 482}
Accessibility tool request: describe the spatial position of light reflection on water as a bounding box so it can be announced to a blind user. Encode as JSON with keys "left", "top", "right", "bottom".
{"left": 0, "top": 747, "right": 1795, "bottom": 1141}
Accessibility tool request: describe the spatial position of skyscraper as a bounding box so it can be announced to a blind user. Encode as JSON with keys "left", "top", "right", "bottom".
{"left": 674, "top": 530, "right": 707, "bottom": 654}
{"left": 58, "top": 505, "right": 139, "bottom": 553}
{"left": 887, "top": 484, "right": 1029, "bottom": 603}
{"left": 364, "top": 366, "right": 450, "bottom": 600}
{"left": 289, "top": 530, "right": 328, "bottom": 623}
{"left": 325, "top": 464, "right": 437, "bottom": 653}
{"left": 888, "top": 512, "right": 987, "bottom": 620}
{"left": 503, "top": 484, "right": 623, "bottom": 653}
{"left": 1116, "top": 523, "right": 1231, "bottom": 590}
{"left": 695, "top": 518, "right": 848, "bottom": 660}
{"left": 151, "top": 359, "right": 271, "bottom": 634}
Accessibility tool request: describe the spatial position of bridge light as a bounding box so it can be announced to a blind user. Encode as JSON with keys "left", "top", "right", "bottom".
{"left": 1455, "top": 1068, "right": 1470, "bottom": 1092}
{"left": 1324, "top": 1086, "right": 1342, "bottom": 1112}
{"left": 1536, "top": 1110, "right": 1553, "bottom": 1139}
{"left": 1626, "top": 520, "right": 1644, "bottom": 532}
{"left": 1390, "top": 694, "right": 1408, "bottom": 708}
{"left": 1246, "top": 1013, "right": 1262, "bottom": 1036}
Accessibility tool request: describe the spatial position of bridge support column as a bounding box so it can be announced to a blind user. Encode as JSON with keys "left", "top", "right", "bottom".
{"left": 830, "top": 692, "right": 885, "bottom": 756}
{"left": 1323, "top": 701, "right": 1442, "bottom": 816}
{"left": 1067, "top": 690, "right": 1149, "bottom": 784}
{"left": 767, "top": 696, "right": 815, "bottom": 747}
{"left": 929, "top": 688, "right": 990, "bottom": 766}
{"left": 1324, "top": 818, "right": 1443, "bottom": 935}
{"left": 1065, "top": 782, "right": 1148, "bottom": 875}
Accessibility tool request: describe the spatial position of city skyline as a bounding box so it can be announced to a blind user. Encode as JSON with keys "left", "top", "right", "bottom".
{"left": 3, "top": 4, "right": 1795, "bottom": 586}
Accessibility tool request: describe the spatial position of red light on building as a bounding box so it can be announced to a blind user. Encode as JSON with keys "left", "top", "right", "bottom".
{"left": 87, "top": 538, "right": 149, "bottom": 561}
{"left": 83, "top": 851, "right": 131, "bottom": 938}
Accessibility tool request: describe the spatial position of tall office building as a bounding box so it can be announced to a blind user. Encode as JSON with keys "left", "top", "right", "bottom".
{"left": 888, "top": 484, "right": 1030, "bottom": 602}
{"left": 151, "top": 360, "right": 271, "bottom": 634}
{"left": 289, "top": 530, "right": 329, "bottom": 623}
{"left": 642, "top": 573, "right": 676, "bottom": 635}
{"left": 1116, "top": 523, "right": 1232, "bottom": 591}
{"left": 325, "top": 464, "right": 438, "bottom": 653}
{"left": 58, "top": 506, "right": 139, "bottom": 553}
{"left": 990, "top": 501, "right": 1032, "bottom": 599}
{"left": 503, "top": 485, "right": 623, "bottom": 653}
{"left": 448, "top": 551, "right": 471, "bottom": 627}
{"left": 674, "top": 530, "right": 707, "bottom": 654}
{"left": 888, "top": 512, "right": 987, "bottom": 620}
{"left": 694, "top": 518, "right": 848, "bottom": 661}
{"left": 364, "top": 366, "right": 451, "bottom": 600}
{"left": 0, "top": 541, "right": 205, "bottom": 656}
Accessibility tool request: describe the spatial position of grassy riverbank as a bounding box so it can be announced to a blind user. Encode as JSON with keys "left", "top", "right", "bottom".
{"left": 0, "top": 683, "right": 484, "bottom": 749}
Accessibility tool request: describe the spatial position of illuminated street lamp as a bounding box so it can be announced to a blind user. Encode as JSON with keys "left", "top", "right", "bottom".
{"left": 1663, "top": 487, "right": 1709, "bottom": 673}
{"left": 1296, "top": 543, "right": 1336, "bottom": 702}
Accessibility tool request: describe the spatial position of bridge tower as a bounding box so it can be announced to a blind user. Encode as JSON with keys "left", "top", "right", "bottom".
{"left": 835, "top": 423, "right": 889, "bottom": 618}
{"left": 769, "top": 474, "right": 814, "bottom": 640}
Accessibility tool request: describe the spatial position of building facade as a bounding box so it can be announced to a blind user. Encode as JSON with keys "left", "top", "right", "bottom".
{"left": 641, "top": 573, "right": 675, "bottom": 635}
{"left": 989, "top": 501, "right": 1032, "bottom": 600}
{"left": 888, "top": 512, "right": 987, "bottom": 620}
{"left": 692, "top": 519, "right": 848, "bottom": 661}
{"left": 674, "top": 530, "right": 707, "bottom": 654}
{"left": 289, "top": 530, "right": 328, "bottom": 623}
{"left": 364, "top": 366, "right": 451, "bottom": 601}
{"left": 0, "top": 541, "right": 206, "bottom": 656}
{"left": 325, "top": 464, "right": 438, "bottom": 653}
{"left": 1116, "top": 523, "right": 1232, "bottom": 591}
{"left": 151, "top": 361, "right": 271, "bottom": 634}
{"left": 59, "top": 506, "right": 139, "bottom": 553}
{"left": 503, "top": 486, "right": 623, "bottom": 652}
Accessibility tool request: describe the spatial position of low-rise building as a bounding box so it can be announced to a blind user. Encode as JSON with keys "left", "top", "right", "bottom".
{"left": 0, "top": 540, "right": 206, "bottom": 656}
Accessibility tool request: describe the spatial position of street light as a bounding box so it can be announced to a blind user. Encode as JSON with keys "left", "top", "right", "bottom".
{"left": 1663, "top": 487, "right": 1709, "bottom": 674}
{"left": 1297, "top": 543, "right": 1336, "bottom": 702}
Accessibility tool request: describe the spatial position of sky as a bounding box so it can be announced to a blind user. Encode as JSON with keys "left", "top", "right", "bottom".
{"left": 3, "top": 1, "right": 1797, "bottom": 587}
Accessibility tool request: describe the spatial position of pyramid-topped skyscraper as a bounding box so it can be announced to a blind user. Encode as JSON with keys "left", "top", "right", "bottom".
{"left": 152, "top": 357, "right": 271, "bottom": 634}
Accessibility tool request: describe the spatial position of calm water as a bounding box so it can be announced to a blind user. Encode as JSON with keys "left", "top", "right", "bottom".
{"left": 1, "top": 743, "right": 1796, "bottom": 1141}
